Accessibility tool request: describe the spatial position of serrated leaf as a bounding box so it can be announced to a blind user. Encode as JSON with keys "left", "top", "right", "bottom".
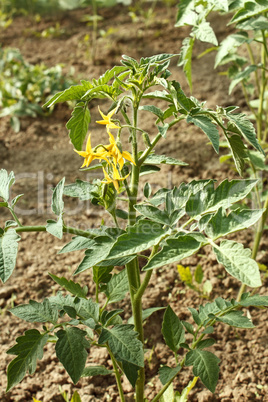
{"left": 230, "top": 1, "right": 268, "bottom": 24}
{"left": 122, "top": 361, "right": 140, "bottom": 387}
{"left": 226, "top": 134, "right": 248, "bottom": 175}
{"left": 0, "top": 169, "right": 15, "bottom": 202}
{"left": 159, "top": 364, "right": 181, "bottom": 385}
{"left": 51, "top": 178, "right": 65, "bottom": 216}
{"left": 59, "top": 236, "right": 95, "bottom": 254}
{"left": 98, "top": 324, "right": 144, "bottom": 367}
{"left": 186, "top": 179, "right": 258, "bottom": 217}
{"left": 192, "top": 21, "right": 218, "bottom": 45}
{"left": 213, "top": 240, "right": 261, "bottom": 287}
{"left": 10, "top": 299, "right": 58, "bottom": 324}
{"left": 46, "top": 217, "right": 63, "bottom": 240}
{"left": 48, "top": 293, "right": 99, "bottom": 322}
{"left": 139, "top": 105, "right": 164, "bottom": 121}
{"left": 56, "top": 327, "right": 90, "bottom": 384}
{"left": 215, "top": 33, "right": 250, "bottom": 67}
{"left": 185, "top": 349, "right": 220, "bottom": 392}
{"left": 229, "top": 65, "right": 257, "bottom": 94}
{"left": 195, "top": 338, "right": 215, "bottom": 350}
{"left": 175, "top": 0, "right": 198, "bottom": 26}
{"left": 134, "top": 204, "right": 171, "bottom": 225}
{"left": 198, "top": 297, "right": 233, "bottom": 323}
{"left": 0, "top": 228, "right": 20, "bottom": 283}
{"left": 93, "top": 265, "right": 113, "bottom": 286}
{"left": 74, "top": 236, "right": 115, "bottom": 275}
{"left": 106, "top": 220, "right": 170, "bottom": 259}
{"left": 178, "top": 37, "right": 195, "bottom": 91}
{"left": 6, "top": 330, "right": 49, "bottom": 391}
{"left": 101, "top": 309, "right": 123, "bottom": 327}
{"left": 187, "top": 115, "right": 219, "bottom": 153}
{"left": 48, "top": 273, "right": 88, "bottom": 298}
{"left": 143, "top": 90, "right": 171, "bottom": 102}
{"left": 162, "top": 306, "right": 185, "bottom": 353}
{"left": 216, "top": 310, "right": 254, "bottom": 328}
{"left": 63, "top": 180, "right": 98, "bottom": 201}
{"left": 204, "top": 208, "right": 263, "bottom": 239}
{"left": 169, "top": 80, "right": 195, "bottom": 112}
{"left": 82, "top": 365, "right": 113, "bottom": 377}
{"left": 105, "top": 269, "right": 129, "bottom": 303}
{"left": 226, "top": 112, "right": 263, "bottom": 154}
{"left": 66, "top": 102, "right": 91, "bottom": 151}
{"left": 43, "top": 85, "right": 88, "bottom": 108}
{"left": 238, "top": 294, "right": 268, "bottom": 307}
{"left": 144, "top": 235, "right": 202, "bottom": 271}
{"left": 144, "top": 154, "right": 187, "bottom": 166}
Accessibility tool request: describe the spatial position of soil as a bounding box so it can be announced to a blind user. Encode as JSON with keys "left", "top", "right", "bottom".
{"left": 0, "top": 3, "right": 268, "bottom": 402}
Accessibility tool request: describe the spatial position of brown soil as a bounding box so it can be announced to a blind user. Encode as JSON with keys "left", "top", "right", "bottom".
{"left": 0, "top": 3, "right": 268, "bottom": 402}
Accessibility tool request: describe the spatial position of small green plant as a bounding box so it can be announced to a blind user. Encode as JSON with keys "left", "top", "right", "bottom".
{"left": 0, "top": 47, "right": 74, "bottom": 131}
{"left": 177, "top": 264, "right": 212, "bottom": 298}
{"left": 1, "top": 54, "right": 268, "bottom": 401}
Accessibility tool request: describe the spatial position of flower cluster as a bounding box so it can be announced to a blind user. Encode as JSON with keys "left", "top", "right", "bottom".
{"left": 75, "top": 107, "right": 135, "bottom": 192}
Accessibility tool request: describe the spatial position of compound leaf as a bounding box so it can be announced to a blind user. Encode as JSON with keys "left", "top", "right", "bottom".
{"left": 6, "top": 329, "right": 49, "bottom": 391}
{"left": 185, "top": 349, "right": 220, "bottom": 392}
{"left": 9, "top": 299, "right": 58, "bottom": 324}
{"left": 48, "top": 273, "right": 88, "bottom": 298}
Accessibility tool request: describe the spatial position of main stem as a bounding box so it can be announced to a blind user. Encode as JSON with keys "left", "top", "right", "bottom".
{"left": 125, "top": 101, "right": 146, "bottom": 401}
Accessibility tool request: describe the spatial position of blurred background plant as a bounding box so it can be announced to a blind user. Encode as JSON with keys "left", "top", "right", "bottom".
{"left": 0, "top": 47, "right": 75, "bottom": 132}
{"left": 177, "top": 264, "right": 213, "bottom": 298}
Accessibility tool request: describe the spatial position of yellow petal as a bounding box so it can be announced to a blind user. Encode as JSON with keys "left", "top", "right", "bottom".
{"left": 85, "top": 134, "right": 92, "bottom": 153}
{"left": 122, "top": 151, "right": 136, "bottom": 165}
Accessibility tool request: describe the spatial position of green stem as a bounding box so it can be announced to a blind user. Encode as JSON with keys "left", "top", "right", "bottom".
{"left": 8, "top": 206, "right": 23, "bottom": 227}
{"left": 246, "top": 43, "right": 260, "bottom": 94}
{"left": 107, "top": 345, "right": 125, "bottom": 402}
{"left": 15, "top": 225, "right": 96, "bottom": 238}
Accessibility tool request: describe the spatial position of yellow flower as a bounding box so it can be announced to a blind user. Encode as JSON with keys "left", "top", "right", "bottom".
{"left": 102, "top": 164, "right": 129, "bottom": 192}
{"left": 74, "top": 134, "right": 109, "bottom": 168}
{"left": 106, "top": 132, "right": 136, "bottom": 169}
{"left": 96, "top": 107, "right": 120, "bottom": 131}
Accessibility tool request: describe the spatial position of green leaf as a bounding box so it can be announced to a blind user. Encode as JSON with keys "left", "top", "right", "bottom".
{"left": 100, "top": 309, "right": 123, "bottom": 327}
{"left": 144, "top": 235, "right": 202, "bottom": 271}
{"left": 122, "top": 361, "right": 140, "bottom": 388}
{"left": 157, "top": 123, "right": 170, "bottom": 138}
{"left": 187, "top": 115, "right": 219, "bottom": 153}
{"left": 143, "top": 90, "right": 171, "bottom": 102}
{"left": 215, "top": 33, "right": 250, "bottom": 67}
{"left": 6, "top": 329, "right": 49, "bottom": 391}
{"left": 186, "top": 179, "right": 258, "bottom": 217}
{"left": 134, "top": 204, "right": 171, "bottom": 225}
{"left": 59, "top": 236, "right": 95, "bottom": 254}
{"left": 0, "top": 169, "right": 15, "bottom": 202}
{"left": 213, "top": 240, "right": 261, "bottom": 287}
{"left": 178, "top": 37, "right": 195, "bottom": 91}
{"left": 188, "top": 307, "right": 201, "bottom": 325}
{"left": 43, "top": 84, "right": 88, "bottom": 107}
{"left": 192, "top": 21, "right": 218, "bottom": 45}
{"left": 144, "top": 182, "right": 152, "bottom": 198}
{"left": 229, "top": 65, "right": 258, "bottom": 94}
{"left": 185, "top": 349, "right": 220, "bottom": 392}
{"left": 63, "top": 180, "right": 98, "bottom": 201}
{"left": 98, "top": 324, "right": 144, "bottom": 367}
{"left": 160, "top": 383, "right": 174, "bottom": 402}
{"left": 66, "top": 102, "right": 91, "bottom": 151}
{"left": 74, "top": 236, "right": 115, "bottom": 275}
{"left": 226, "top": 112, "right": 263, "bottom": 154}
{"left": 70, "top": 390, "right": 82, "bottom": 402}
{"left": 230, "top": 1, "right": 268, "bottom": 24}
{"left": 195, "top": 338, "right": 215, "bottom": 350}
{"left": 0, "top": 228, "right": 20, "bottom": 283}
{"left": 128, "top": 307, "right": 165, "bottom": 325}
{"left": 56, "top": 327, "right": 90, "bottom": 384}
{"left": 169, "top": 81, "right": 195, "bottom": 112}
{"left": 204, "top": 208, "right": 263, "bottom": 239}
{"left": 162, "top": 306, "right": 185, "bottom": 353}
{"left": 106, "top": 219, "right": 170, "bottom": 259}
{"left": 9, "top": 299, "right": 58, "bottom": 324}
{"left": 93, "top": 265, "right": 113, "bottom": 286}
{"left": 140, "top": 164, "right": 161, "bottom": 176}
{"left": 105, "top": 269, "right": 129, "bottom": 303}
{"left": 51, "top": 178, "right": 65, "bottom": 216}
{"left": 82, "top": 365, "right": 113, "bottom": 377}
{"left": 226, "top": 134, "right": 248, "bottom": 175}
{"left": 159, "top": 364, "right": 181, "bottom": 385}
{"left": 46, "top": 217, "right": 63, "bottom": 240}
{"left": 194, "top": 265, "right": 203, "bottom": 284}
{"left": 216, "top": 310, "right": 254, "bottom": 328}
{"left": 48, "top": 273, "right": 88, "bottom": 298}
{"left": 238, "top": 293, "right": 268, "bottom": 307}
{"left": 175, "top": 0, "right": 198, "bottom": 26}
{"left": 139, "top": 105, "right": 164, "bottom": 121}
{"left": 144, "top": 154, "right": 187, "bottom": 166}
